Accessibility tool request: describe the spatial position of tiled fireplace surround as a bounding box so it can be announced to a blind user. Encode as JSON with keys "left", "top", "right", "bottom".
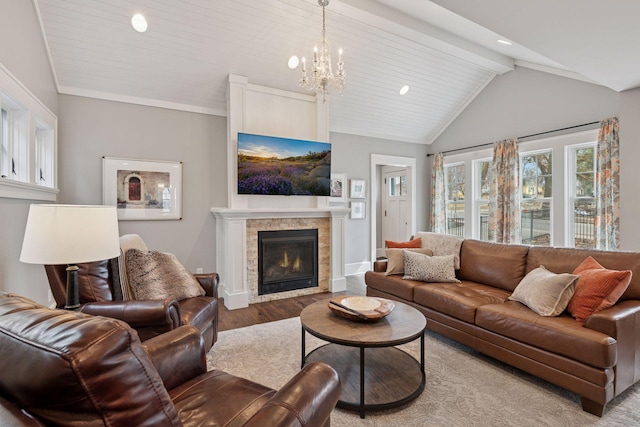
{"left": 211, "top": 208, "right": 349, "bottom": 310}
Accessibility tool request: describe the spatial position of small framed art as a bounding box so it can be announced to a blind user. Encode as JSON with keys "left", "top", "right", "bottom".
{"left": 102, "top": 157, "right": 182, "bottom": 221}
{"left": 350, "top": 179, "right": 366, "bottom": 199}
{"left": 330, "top": 173, "right": 347, "bottom": 203}
{"left": 350, "top": 201, "right": 366, "bottom": 219}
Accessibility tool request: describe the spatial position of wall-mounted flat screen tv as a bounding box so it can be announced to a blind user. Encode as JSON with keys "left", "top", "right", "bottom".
{"left": 237, "top": 132, "right": 331, "bottom": 196}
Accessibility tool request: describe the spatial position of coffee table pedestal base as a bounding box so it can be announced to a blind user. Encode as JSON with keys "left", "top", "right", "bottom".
{"left": 305, "top": 342, "right": 425, "bottom": 418}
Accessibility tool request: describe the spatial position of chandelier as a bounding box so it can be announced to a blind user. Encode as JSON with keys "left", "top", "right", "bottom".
{"left": 299, "top": 0, "right": 345, "bottom": 101}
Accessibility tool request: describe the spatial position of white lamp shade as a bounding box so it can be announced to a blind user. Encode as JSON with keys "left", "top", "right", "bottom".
{"left": 20, "top": 204, "right": 121, "bottom": 265}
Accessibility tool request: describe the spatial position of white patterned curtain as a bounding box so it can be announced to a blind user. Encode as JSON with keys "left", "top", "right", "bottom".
{"left": 430, "top": 153, "right": 446, "bottom": 233}
{"left": 596, "top": 117, "right": 620, "bottom": 250}
{"left": 488, "top": 138, "right": 521, "bottom": 244}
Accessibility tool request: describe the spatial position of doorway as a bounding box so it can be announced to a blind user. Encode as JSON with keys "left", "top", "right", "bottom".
{"left": 370, "top": 155, "right": 417, "bottom": 264}
{"left": 381, "top": 166, "right": 412, "bottom": 249}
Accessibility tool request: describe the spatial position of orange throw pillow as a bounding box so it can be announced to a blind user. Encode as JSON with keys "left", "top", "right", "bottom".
{"left": 385, "top": 238, "right": 422, "bottom": 249}
{"left": 567, "top": 256, "right": 632, "bottom": 321}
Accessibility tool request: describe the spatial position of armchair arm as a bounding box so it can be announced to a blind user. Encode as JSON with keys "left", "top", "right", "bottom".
{"left": 585, "top": 300, "right": 640, "bottom": 395}
{"left": 79, "top": 299, "right": 181, "bottom": 341}
{"left": 143, "top": 326, "right": 207, "bottom": 391}
{"left": 195, "top": 273, "right": 219, "bottom": 298}
{"left": 243, "top": 362, "right": 340, "bottom": 427}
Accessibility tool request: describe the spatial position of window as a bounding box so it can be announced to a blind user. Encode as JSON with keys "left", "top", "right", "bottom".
{"left": 520, "top": 150, "right": 552, "bottom": 246}
{"left": 567, "top": 144, "right": 596, "bottom": 248}
{"left": 445, "top": 163, "right": 465, "bottom": 236}
{"left": 0, "top": 93, "right": 29, "bottom": 182}
{"left": 0, "top": 64, "right": 58, "bottom": 201}
{"left": 474, "top": 159, "right": 491, "bottom": 241}
{"left": 438, "top": 128, "right": 598, "bottom": 248}
{"left": 36, "top": 119, "right": 54, "bottom": 187}
{"left": 389, "top": 175, "right": 407, "bottom": 196}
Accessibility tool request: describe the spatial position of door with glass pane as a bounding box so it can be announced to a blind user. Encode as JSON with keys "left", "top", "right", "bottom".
{"left": 382, "top": 166, "right": 412, "bottom": 245}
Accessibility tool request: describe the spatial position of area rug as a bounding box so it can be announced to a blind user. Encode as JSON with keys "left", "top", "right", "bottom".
{"left": 207, "top": 317, "right": 640, "bottom": 426}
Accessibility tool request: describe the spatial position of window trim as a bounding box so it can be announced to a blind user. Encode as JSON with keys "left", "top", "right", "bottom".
{"left": 0, "top": 62, "right": 58, "bottom": 201}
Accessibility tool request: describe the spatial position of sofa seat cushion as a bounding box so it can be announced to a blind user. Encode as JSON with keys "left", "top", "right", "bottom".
{"left": 364, "top": 271, "right": 419, "bottom": 301}
{"left": 476, "top": 301, "right": 617, "bottom": 369}
{"left": 170, "top": 369, "right": 276, "bottom": 426}
{"left": 413, "top": 281, "right": 511, "bottom": 324}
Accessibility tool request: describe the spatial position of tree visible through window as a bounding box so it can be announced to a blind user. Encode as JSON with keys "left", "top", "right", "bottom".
{"left": 571, "top": 145, "right": 596, "bottom": 248}
{"left": 521, "top": 151, "right": 552, "bottom": 245}
{"left": 445, "top": 164, "right": 465, "bottom": 236}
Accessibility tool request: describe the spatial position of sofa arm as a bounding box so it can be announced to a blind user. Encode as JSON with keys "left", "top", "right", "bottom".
{"left": 80, "top": 299, "right": 181, "bottom": 340}
{"left": 373, "top": 260, "right": 387, "bottom": 273}
{"left": 585, "top": 300, "right": 640, "bottom": 394}
{"left": 196, "top": 273, "right": 219, "bottom": 299}
{"left": 143, "top": 326, "right": 207, "bottom": 391}
{"left": 243, "top": 362, "right": 340, "bottom": 427}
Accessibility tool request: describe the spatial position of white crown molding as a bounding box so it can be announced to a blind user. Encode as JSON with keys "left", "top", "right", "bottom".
{"left": 57, "top": 86, "right": 227, "bottom": 116}
{"left": 515, "top": 60, "right": 603, "bottom": 87}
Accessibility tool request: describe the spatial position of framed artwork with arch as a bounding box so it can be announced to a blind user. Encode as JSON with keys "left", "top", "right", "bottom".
{"left": 102, "top": 157, "right": 182, "bottom": 220}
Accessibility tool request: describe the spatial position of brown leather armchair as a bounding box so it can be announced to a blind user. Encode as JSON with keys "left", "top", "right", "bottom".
{"left": 0, "top": 293, "right": 341, "bottom": 427}
{"left": 45, "top": 259, "right": 219, "bottom": 349}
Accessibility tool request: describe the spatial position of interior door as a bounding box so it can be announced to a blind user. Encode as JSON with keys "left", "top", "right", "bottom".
{"left": 382, "top": 166, "right": 412, "bottom": 248}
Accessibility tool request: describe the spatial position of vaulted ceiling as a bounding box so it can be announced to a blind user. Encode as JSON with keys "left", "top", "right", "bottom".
{"left": 33, "top": 0, "right": 640, "bottom": 144}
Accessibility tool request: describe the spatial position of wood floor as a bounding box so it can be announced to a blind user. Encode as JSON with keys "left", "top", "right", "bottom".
{"left": 218, "top": 274, "right": 366, "bottom": 331}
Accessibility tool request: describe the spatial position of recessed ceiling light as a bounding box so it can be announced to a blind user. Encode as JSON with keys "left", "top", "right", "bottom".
{"left": 131, "top": 13, "right": 148, "bottom": 33}
{"left": 497, "top": 39, "right": 512, "bottom": 45}
{"left": 288, "top": 56, "right": 300, "bottom": 70}
{"left": 399, "top": 85, "right": 410, "bottom": 96}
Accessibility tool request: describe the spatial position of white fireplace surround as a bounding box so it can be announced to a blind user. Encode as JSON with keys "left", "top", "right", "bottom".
{"left": 211, "top": 207, "right": 349, "bottom": 310}
{"left": 211, "top": 75, "right": 348, "bottom": 310}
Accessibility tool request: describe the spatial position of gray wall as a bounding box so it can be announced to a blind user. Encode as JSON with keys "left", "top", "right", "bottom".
{"left": 58, "top": 95, "right": 228, "bottom": 273}
{"left": 330, "top": 132, "right": 429, "bottom": 267}
{"left": 0, "top": 0, "right": 59, "bottom": 304}
{"left": 430, "top": 66, "right": 619, "bottom": 154}
{"left": 618, "top": 88, "right": 640, "bottom": 250}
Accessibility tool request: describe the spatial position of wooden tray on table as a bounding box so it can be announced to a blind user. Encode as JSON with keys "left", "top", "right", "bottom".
{"left": 328, "top": 296, "right": 395, "bottom": 322}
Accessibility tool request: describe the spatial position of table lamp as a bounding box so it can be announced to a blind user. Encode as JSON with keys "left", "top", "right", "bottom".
{"left": 20, "top": 204, "right": 120, "bottom": 310}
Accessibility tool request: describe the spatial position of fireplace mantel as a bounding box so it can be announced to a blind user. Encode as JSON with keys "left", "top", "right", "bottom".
{"left": 211, "top": 207, "right": 349, "bottom": 310}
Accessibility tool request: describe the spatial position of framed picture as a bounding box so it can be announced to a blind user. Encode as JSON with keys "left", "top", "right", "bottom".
{"left": 350, "top": 201, "right": 366, "bottom": 219}
{"left": 350, "top": 179, "right": 366, "bottom": 199}
{"left": 329, "top": 173, "right": 347, "bottom": 202}
{"left": 102, "top": 157, "right": 182, "bottom": 221}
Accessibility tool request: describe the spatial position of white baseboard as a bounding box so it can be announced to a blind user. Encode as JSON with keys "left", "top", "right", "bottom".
{"left": 345, "top": 261, "right": 372, "bottom": 276}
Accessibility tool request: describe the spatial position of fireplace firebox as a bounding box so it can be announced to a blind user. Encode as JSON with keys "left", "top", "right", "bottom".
{"left": 258, "top": 229, "right": 318, "bottom": 295}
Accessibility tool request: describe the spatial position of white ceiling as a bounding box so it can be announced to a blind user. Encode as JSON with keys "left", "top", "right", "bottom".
{"left": 33, "top": 0, "right": 640, "bottom": 145}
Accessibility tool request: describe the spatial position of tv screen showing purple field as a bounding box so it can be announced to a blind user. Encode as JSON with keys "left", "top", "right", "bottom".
{"left": 237, "top": 133, "right": 332, "bottom": 196}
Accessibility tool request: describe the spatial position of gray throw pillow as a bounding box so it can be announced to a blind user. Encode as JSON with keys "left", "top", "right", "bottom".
{"left": 402, "top": 251, "right": 460, "bottom": 283}
{"left": 126, "top": 249, "right": 205, "bottom": 301}
{"left": 509, "top": 266, "right": 579, "bottom": 316}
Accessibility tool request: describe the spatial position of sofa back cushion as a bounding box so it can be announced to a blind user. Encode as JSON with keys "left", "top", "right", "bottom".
{"left": 0, "top": 293, "right": 180, "bottom": 427}
{"left": 527, "top": 247, "right": 640, "bottom": 301}
{"left": 458, "top": 240, "right": 530, "bottom": 292}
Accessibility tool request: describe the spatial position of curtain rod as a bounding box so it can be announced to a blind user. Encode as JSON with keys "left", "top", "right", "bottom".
{"left": 426, "top": 120, "right": 600, "bottom": 157}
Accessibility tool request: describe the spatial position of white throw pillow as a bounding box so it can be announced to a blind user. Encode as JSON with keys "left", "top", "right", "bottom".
{"left": 402, "top": 251, "right": 460, "bottom": 283}
{"left": 509, "top": 266, "right": 579, "bottom": 316}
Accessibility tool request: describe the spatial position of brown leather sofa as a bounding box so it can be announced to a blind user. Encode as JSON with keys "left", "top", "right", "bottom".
{"left": 365, "top": 239, "right": 640, "bottom": 416}
{"left": 45, "top": 260, "right": 220, "bottom": 350}
{"left": 0, "top": 293, "right": 340, "bottom": 427}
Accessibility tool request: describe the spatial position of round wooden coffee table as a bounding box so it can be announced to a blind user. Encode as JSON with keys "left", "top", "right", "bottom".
{"left": 300, "top": 298, "right": 426, "bottom": 418}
